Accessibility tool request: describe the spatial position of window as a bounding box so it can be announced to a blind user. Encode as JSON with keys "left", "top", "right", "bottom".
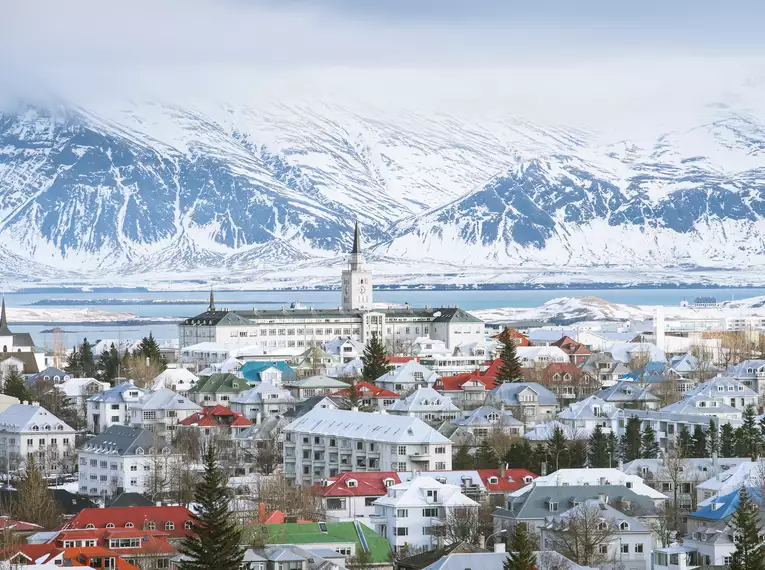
{"left": 165, "top": 522, "right": 174, "bottom": 530}
{"left": 327, "top": 498, "right": 346, "bottom": 510}
{"left": 365, "top": 497, "right": 377, "bottom": 507}
{"left": 619, "top": 522, "right": 630, "bottom": 531}
{"left": 106, "top": 523, "right": 115, "bottom": 528}
{"left": 620, "top": 544, "right": 629, "bottom": 554}
{"left": 599, "top": 545, "right": 608, "bottom": 555}
{"left": 143, "top": 411, "right": 157, "bottom": 421}
{"left": 85, "top": 524, "right": 95, "bottom": 529}
{"left": 111, "top": 416, "right": 120, "bottom": 423}
{"left": 145, "top": 521, "right": 156, "bottom": 530}
{"left": 635, "top": 544, "right": 643, "bottom": 553}
{"left": 397, "top": 509, "right": 408, "bottom": 517}
{"left": 398, "top": 446, "right": 407, "bottom": 456}
{"left": 724, "top": 556, "right": 732, "bottom": 566}
{"left": 185, "top": 521, "right": 194, "bottom": 530}
{"left": 435, "top": 462, "right": 446, "bottom": 470}
{"left": 395, "top": 527, "right": 408, "bottom": 536}
{"left": 130, "top": 465, "right": 137, "bottom": 471}
{"left": 423, "top": 508, "right": 438, "bottom": 517}
{"left": 435, "top": 446, "right": 446, "bottom": 454}
{"left": 548, "top": 502, "right": 558, "bottom": 512}
{"left": 488, "top": 477, "right": 498, "bottom": 484}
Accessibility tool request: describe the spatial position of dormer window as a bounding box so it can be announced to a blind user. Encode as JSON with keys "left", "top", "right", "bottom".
{"left": 31, "top": 425, "right": 39, "bottom": 432}
{"left": 523, "top": 476, "right": 533, "bottom": 484}
{"left": 165, "top": 522, "right": 174, "bottom": 530}
{"left": 346, "top": 479, "right": 358, "bottom": 488}
{"left": 487, "top": 412, "right": 499, "bottom": 423}
{"left": 384, "top": 478, "right": 395, "bottom": 487}
{"left": 106, "top": 523, "right": 115, "bottom": 528}
{"left": 85, "top": 524, "right": 95, "bottom": 529}
{"left": 145, "top": 521, "right": 156, "bottom": 530}
{"left": 125, "top": 522, "right": 134, "bottom": 528}
{"left": 488, "top": 477, "right": 499, "bottom": 485}
{"left": 136, "top": 448, "right": 144, "bottom": 455}
{"left": 185, "top": 521, "right": 193, "bottom": 529}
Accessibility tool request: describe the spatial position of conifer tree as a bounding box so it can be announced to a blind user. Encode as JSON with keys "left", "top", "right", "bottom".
{"left": 452, "top": 446, "right": 473, "bottom": 470}
{"left": 708, "top": 418, "right": 720, "bottom": 456}
{"left": 475, "top": 439, "right": 498, "bottom": 469}
{"left": 721, "top": 423, "right": 736, "bottom": 457}
{"left": 503, "top": 523, "right": 536, "bottom": 570}
{"left": 620, "top": 416, "right": 642, "bottom": 462}
{"left": 730, "top": 486, "right": 765, "bottom": 570}
{"left": 65, "top": 346, "right": 82, "bottom": 376}
{"left": 692, "top": 424, "right": 707, "bottom": 458}
{"left": 179, "top": 445, "right": 244, "bottom": 570}
{"left": 587, "top": 424, "right": 609, "bottom": 468}
{"left": 496, "top": 330, "right": 523, "bottom": 384}
{"left": 2, "top": 369, "right": 29, "bottom": 401}
{"left": 547, "top": 426, "right": 568, "bottom": 471}
{"left": 568, "top": 440, "right": 587, "bottom": 469}
{"left": 79, "top": 338, "right": 96, "bottom": 378}
{"left": 361, "top": 334, "right": 392, "bottom": 383}
{"left": 606, "top": 431, "right": 619, "bottom": 467}
{"left": 640, "top": 425, "right": 659, "bottom": 459}
{"left": 740, "top": 405, "right": 762, "bottom": 460}
{"left": 99, "top": 343, "right": 122, "bottom": 384}
{"left": 677, "top": 424, "right": 693, "bottom": 457}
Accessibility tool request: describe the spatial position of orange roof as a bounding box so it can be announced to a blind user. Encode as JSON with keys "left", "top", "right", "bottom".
{"left": 435, "top": 374, "right": 495, "bottom": 392}
{"left": 6, "top": 544, "right": 63, "bottom": 565}
{"left": 64, "top": 546, "right": 141, "bottom": 570}
{"left": 0, "top": 515, "right": 43, "bottom": 532}
{"left": 330, "top": 382, "right": 400, "bottom": 399}
{"left": 313, "top": 471, "right": 400, "bottom": 497}
{"left": 388, "top": 356, "right": 419, "bottom": 364}
{"left": 64, "top": 506, "right": 195, "bottom": 538}
{"left": 493, "top": 328, "right": 530, "bottom": 346}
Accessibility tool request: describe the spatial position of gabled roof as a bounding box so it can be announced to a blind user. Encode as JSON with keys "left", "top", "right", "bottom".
{"left": 64, "top": 506, "right": 195, "bottom": 538}
{"left": 691, "top": 487, "right": 762, "bottom": 521}
{"left": 88, "top": 381, "right": 147, "bottom": 403}
{"left": 560, "top": 395, "right": 620, "bottom": 421}
{"left": 232, "top": 383, "right": 295, "bottom": 405}
{"left": 0, "top": 352, "right": 39, "bottom": 373}
{"left": 54, "top": 377, "right": 108, "bottom": 398}
{"left": 596, "top": 380, "right": 660, "bottom": 403}
{"left": 477, "top": 469, "right": 537, "bottom": 492}
{"left": 374, "top": 476, "right": 479, "bottom": 509}
{"left": 132, "top": 388, "right": 201, "bottom": 412}
{"left": 152, "top": 368, "right": 198, "bottom": 390}
{"left": 240, "top": 361, "right": 296, "bottom": 383}
{"left": 452, "top": 406, "right": 521, "bottom": 427}
{"left": 724, "top": 360, "right": 765, "bottom": 379}
{"left": 0, "top": 404, "right": 74, "bottom": 434}
{"left": 388, "top": 387, "right": 460, "bottom": 413}
{"left": 376, "top": 360, "right": 439, "bottom": 385}
{"left": 510, "top": 467, "right": 667, "bottom": 500}
{"left": 329, "top": 382, "right": 399, "bottom": 399}
{"left": 284, "top": 408, "right": 452, "bottom": 444}
{"left": 661, "top": 396, "right": 742, "bottom": 416}
{"left": 187, "top": 373, "right": 248, "bottom": 394}
{"left": 487, "top": 382, "right": 558, "bottom": 406}
{"left": 430, "top": 308, "right": 482, "bottom": 324}
{"left": 435, "top": 373, "right": 496, "bottom": 392}
{"left": 685, "top": 376, "right": 758, "bottom": 398}
{"left": 82, "top": 425, "right": 176, "bottom": 457}
{"left": 283, "top": 375, "right": 349, "bottom": 389}
{"left": 179, "top": 405, "right": 253, "bottom": 428}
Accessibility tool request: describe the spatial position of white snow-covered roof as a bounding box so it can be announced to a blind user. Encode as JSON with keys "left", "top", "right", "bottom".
{"left": 559, "top": 395, "right": 619, "bottom": 421}
{"left": 523, "top": 420, "right": 590, "bottom": 441}
{"left": 376, "top": 360, "right": 439, "bottom": 385}
{"left": 685, "top": 376, "right": 758, "bottom": 398}
{"left": 696, "top": 461, "right": 759, "bottom": 499}
{"left": 284, "top": 408, "right": 452, "bottom": 444}
{"left": 231, "top": 383, "right": 295, "bottom": 405}
{"left": 373, "top": 476, "right": 478, "bottom": 508}
{"left": 509, "top": 468, "right": 667, "bottom": 500}
{"left": 515, "top": 346, "right": 569, "bottom": 364}
{"left": 326, "top": 358, "right": 363, "bottom": 379}
{"left": 605, "top": 342, "right": 666, "bottom": 364}
{"left": 131, "top": 388, "right": 201, "bottom": 412}
{"left": 323, "top": 337, "right": 365, "bottom": 356}
{"left": 54, "top": 377, "right": 109, "bottom": 397}
{"left": 388, "top": 387, "right": 460, "bottom": 413}
{"left": 0, "top": 404, "right": 75, "bottom": 434}
{"left": 152, "top": 368, "right": 199, "bottom": 391}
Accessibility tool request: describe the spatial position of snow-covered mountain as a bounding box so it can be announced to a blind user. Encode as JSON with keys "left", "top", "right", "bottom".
{"left": 2, "top": 99, "right": 765, "bottom": 286}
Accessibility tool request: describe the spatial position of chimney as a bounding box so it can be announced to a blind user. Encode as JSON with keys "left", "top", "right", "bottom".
{"left": 351, "top": 406, "right": 359, "bottom": 412}
{"left": 540, "top": 461, "right": 548, "bottom": 477}
{"left": 259, "top": 503, "right": 266, "bottom": 523}
{"left": 618, "top": 459, "right": 624, "bottom": 471}
{"left": 599, "top": 493, "right": 607, "bottom": 503}
{"left": 155, "top": 501, "right": 162, "bottom": 507}
{"left": 712, "top": 451, "right": 719, "bottom": 472}
{"left": 494, "top": 542, "right": 506, "bottom": 553}
{"left": 500, "top": 463, "right": 506, "bottom": 478}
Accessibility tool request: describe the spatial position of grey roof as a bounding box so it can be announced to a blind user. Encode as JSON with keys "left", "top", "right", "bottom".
{"left": 236, "top": 416, "right": 288, "bottom": 441}
{"left": 131, "top": 388, "right": 201, "bottom": 411}
{"left": 580, "top": 353, "right": 630, "bottom": 376}
{"left": 284, "top": 375, "right": 349, "bottom": 389}
{"left": 27, "top": 367, "right": 69, "bottom": 384}
{"left": 543, "top": 499, "right": 650, "bottom": 532}
{"left": 661, "top": 396, "right": 743, "bottom": 416}
{"left": 243, "top": 550, "right": 268, "bottom": 563}
{"left": 106, "top": 492, "right": 155, "bottom": 508}
{"left": 487, "top": 382, "right": 558, "bottom": 406}
{"left": 496, "top": 484, "right": 659, "bottom": 521}
{"left": 284, "top": 396, "right": 338, "bottom": 419}
{"left": 267, "top": 548, "right": 307, "bottom": 562}
{"left": 0, "top": 404, "right": 74, "bottom": 433}
{"left": 684, "top": 377, "right": 758, "bottom": 398}
{"left": 0, "top": 352, "right": 39, "bottom": 374}
{"left": 452, "top": 406, "right": 522, "bottom": 427}
{"left": 724, "top": 360, "right": 765, "bottom": 379}
{"left": 430, "top": 307, "right": 482, "bottom": 324}
{"left": 559, "top": 396, "right": 620, "bottom": 421}
{"left": 81, "top": 425, "right": 174, "bottom": 457}
{"left": 619, "top": 407, "right": 737, "bottom": 426}
{"left": 596, "top": 380, "right": 661, "bottom": 403}
{"left": 231, "top": 383, "right": 295, "bottom": 405}
{"left": 88, "top": 381, "right": 146, "bottom": 403}
{"left": 420, "top": 552, "right": 595, "bottom": 570}
{"left": 284, "top": 408, "right": 452, "bottom": 444}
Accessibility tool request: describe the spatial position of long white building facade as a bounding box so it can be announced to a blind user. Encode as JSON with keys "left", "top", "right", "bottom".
{"left": 179, "top": 227, "right": 484, "bottom": 354}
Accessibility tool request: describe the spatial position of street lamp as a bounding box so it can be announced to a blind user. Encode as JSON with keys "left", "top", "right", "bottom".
{"left": 485, "top": 528, "right": 507, "bottom": 551}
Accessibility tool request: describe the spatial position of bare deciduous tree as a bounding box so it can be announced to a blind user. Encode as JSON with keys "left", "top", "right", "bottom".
{"left": 254, "top": 475, "right": 325, "bottom": 521}
{"left": 542, "top": 501, "right": 616, "bottom": 568}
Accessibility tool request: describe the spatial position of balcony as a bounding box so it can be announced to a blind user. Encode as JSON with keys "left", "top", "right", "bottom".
{"left": 409, "top": 452, "right": 431, "bottom": 462}
{"left": 369, "top": 513, "right": 387, "bottom": 523}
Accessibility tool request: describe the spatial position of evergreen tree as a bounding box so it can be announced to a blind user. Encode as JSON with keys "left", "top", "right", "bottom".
{"left": 547, "top": 426, "right": 568, "bottom": 471}
{"left": 735, "top": 426, "right": 749, "bottom": 458}
{"left": 587, "top": 425, "right": 609, "bottom": 468}
{"left": 504, "top": 441, "right": 534, "bottom": 470}
{"left": 677, "top": 424, "right": 693, "bottom": 457}
{"left": 65, "top": 346, "right": 82, "bottom": 376}
{"left": 729, "top": 486, "right": 765, "bottom": 570}
{"left": 2, "top": 369, "right": 29, "bottom": 401}
{"left": 453, "top": 446, "right": 473, "bottom": 470}
{"left": 496, "top": 330, "right": 523, "bottom": 384}
{"left": 691, "top": 425, "right": 708, "bottom": 459}
{"left": 475, "top": 440, "right": 498, "bottom": 469}
{"left": 740, "top": 405, "right": 762, "bottom": 460}
{"left": 361, "top": 334, "right": 392, "bottom": 383}
{"left": 721, "top": 423, "right": 737, "bottom": 457}
{"left": 641, "top": 425, "right": 659, "bottom": 459}
{"left": 79, "top": 338, "right": 96, "bottom": 378}
{"left": 620, "top": 416, "right": 642, "bottom": 462}
{"left": 99, "top": 343, "right": 122, "bottom": 384}
{"left": 179, "top": 445, "right": 245, "bottom": 570}
{"left": 606, "top": 431, "right": 619, "bottom": 467}
{"left": 340, "top": 378, "right": 372, "bottom": 411}
{"left": 503, "top": 523, "right": 536, "bottom": 570}
{"left": 708, "top": 418, "right": 720, "bottom": 457}
{"left": 568, "top": 440, "right": 587, "bottom": 468}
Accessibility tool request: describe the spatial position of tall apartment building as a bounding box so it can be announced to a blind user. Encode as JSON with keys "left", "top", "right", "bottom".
{"left": 282, "top": 408, "right": 453, "bottom": 485}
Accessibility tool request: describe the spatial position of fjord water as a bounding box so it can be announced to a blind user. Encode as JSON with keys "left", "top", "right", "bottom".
{"left": 6, "top": 287, "right": 765, "bottom": 349}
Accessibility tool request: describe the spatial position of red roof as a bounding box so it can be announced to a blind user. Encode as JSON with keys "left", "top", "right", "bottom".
{"left": 64, "top": 546, "right": 141, "bottom": 570}
{"left": 551, "top": 336, "right": 592, "bottom": 356}
{"left": 521, "top": 362, "right": 582, "bottom": 383}
{"left": 477, "top": 469, "right": 538, "bottom": 492}
{"left": 330, "top": 382, "right": 400, "bottom": 399}
{"left": 179, "top": 405, "right": 253, "bottom": 428}
{"left": 64, "top": 507, "right": 195, "bottom": 539}
{"left": 313, "top": 472, "right": 401, "bottom": 497}
{"left": 0, "top": 515, "right": 43, "bottom": 532}
{"left": 388, "top": 356, "right": 419, "bottom": 364}
{"left": 7, "top": 544, "right": 63, "bottom": 565}
{"left": 435, "top": 359, "right": 501, "bottom": 392}
{"left": 493, "top": 328, "right": 530, "bottom": 346}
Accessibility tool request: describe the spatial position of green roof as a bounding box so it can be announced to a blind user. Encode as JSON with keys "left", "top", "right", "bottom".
{"left": 245, "top": 523, "right": 391, "bottom": 563}
{"left": 187, "top": 373, "right": 248, "bottom": 394}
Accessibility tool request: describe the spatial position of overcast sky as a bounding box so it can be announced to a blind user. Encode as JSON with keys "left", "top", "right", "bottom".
{"left": 1, "top": 0, "right": 765, "bottom": 129}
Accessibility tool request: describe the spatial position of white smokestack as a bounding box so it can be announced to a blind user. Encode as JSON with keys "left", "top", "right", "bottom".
{"left": 655, "top": 306, "right": 665, "bottom": 352}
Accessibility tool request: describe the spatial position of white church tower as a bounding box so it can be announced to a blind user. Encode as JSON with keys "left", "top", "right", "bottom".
{"left": 341, "top": 222, "right": 373, "bottom": 311}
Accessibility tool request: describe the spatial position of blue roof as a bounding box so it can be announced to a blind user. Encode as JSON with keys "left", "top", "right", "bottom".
{"left": 240, "top": 361, "right": 295, "bottom": 384}
{"left": 691, "top": 487, "right": 762, "bottom": 521}
{"left": 625, "top": 361, "right": 666, "bottom": 383}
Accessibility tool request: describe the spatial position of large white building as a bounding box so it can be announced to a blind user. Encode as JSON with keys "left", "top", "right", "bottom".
{"left": 371, "top": 475, "right": 479, "bottom": 552}
{"left": 0, "top": 404, "right": 77, "bottom": 474}
{"left": 77, "top": 425, "right": 182, "bottom": 498}
{"left": 178, "top": 228, "right": 484, "bottom": 354}
{"left": 283, "top": 408, "right": 453, "bottom": 485}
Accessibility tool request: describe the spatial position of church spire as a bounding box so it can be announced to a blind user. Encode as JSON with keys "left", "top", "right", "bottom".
{"left": 351, "top": 222, "right": 361, "bottom": 254}
{"left": 0, "top": 296, "right": 10, "bottom": 335}
{"left": 208, "top": 288, "right": 216, "bottom": 312}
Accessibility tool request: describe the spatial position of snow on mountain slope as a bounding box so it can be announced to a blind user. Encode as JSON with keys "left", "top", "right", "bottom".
{"left": 2, "top": 98, "right": 765, "bottom": 285}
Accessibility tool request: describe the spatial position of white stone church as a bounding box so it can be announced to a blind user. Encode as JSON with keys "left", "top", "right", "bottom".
{"left": 179, "top": 224, "right": 485, "bottom": 354}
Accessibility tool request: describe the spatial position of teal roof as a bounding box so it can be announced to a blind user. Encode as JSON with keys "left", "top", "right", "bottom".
{"left": 240, "top": 361, "right": 296, "bottom": 384}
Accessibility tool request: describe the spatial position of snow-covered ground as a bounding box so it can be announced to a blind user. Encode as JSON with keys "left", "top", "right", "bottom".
{"left": 4, "top": 307, "right": 174, "bottom": 323}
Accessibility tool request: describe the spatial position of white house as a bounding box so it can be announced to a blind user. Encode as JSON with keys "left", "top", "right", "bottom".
{"left": 324, "top": 338, "right": 366, "bottom": 363}
{"left": 283, "top": 408, "right": 453, "bottom": 485}
{"left": 54, "top": 378, "right": 109, "bottom": 415}
{"left": 128, "top": 388, "right": 201, "bottom": 438}
{"left": 283, "top": 375, "right": 350, "bottom": 401}
{"left": 87, "top": 381, "right": 148, "bottom": 434}
{"left": 77, "top": 425, "right": 182, "bottom": 498}
{"left": 449, "top": 406, "right": 524, "bottom": 445}
{"left": 316, "top": 471, "right": 402, "bottom": 522}
{"left": 375, "top": 361, "right": 440, "bottom": 394}
{"left": 387, "top": 387, "right": 460, "bottom": 424}
{"left": 410, "top": 338, "right": 451, "bottom": 357}
{"left": 515, "top": 346, "right": 569, "bottom": 368}
{"left": 0, "top": 404, "right": 77, "bottom": 474}
{"left": 558, "top": 395, "right": 620, "bottom": 435}
{"left": 680, "top": 377, "right": 759, "bottom": 411}
{"left": 485, "top": 383, "right": 559, "bottom": 426}
{"left": 541, "top": 500, "right": 654, "bottom": 570}
{"left": 371, "top": 475, "right": 479, "bottom": 552}
{"left": 230, "top": 383, "right": 296, "bottom": 424}
{"left": 152, "top": 368, "right": 199, "bottom": 393}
